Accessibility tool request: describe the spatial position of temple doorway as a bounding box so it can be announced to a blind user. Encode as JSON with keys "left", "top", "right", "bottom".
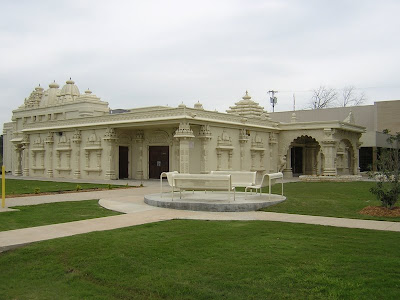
{"left": 149, "top": 146, "right": 169, "bottom": 179}
{"left": 119, "top": 146, "right": 129, "bottom": 179}
{"left": 291, "top": 146, "right": 303, "bottom": 175}
{"left": 286, "top": 136, "right": 320, "bottom": 177}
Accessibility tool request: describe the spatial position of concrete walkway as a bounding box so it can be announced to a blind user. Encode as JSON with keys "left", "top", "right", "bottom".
{"left": 1, "top": 179, "right": 399, "bottom": 252}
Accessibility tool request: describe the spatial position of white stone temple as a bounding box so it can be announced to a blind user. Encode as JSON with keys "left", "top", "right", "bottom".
{"left": 2, "top": 79, "right": 365, "bottom": 180}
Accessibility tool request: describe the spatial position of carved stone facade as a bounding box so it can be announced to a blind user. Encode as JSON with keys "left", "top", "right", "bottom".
{"left": 3, "top": 79, "right": 365, "bottom": 180}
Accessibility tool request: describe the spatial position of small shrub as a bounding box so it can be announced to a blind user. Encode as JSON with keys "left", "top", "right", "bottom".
{"left": 76, "top": 185, "right": 82, "bottom": 191}
{"left": 34, "top": 187, "right": 40, "bottom": 194}
{"left": 107, "top": 184, "right": 113, "bottom": 190}
{"left": 369, "top": 130, "right": 400, "bottom": 209}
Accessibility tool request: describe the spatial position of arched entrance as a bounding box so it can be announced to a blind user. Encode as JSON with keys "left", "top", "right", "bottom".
{"left": 285, "top": 136, "right": 320, "bottom": 177}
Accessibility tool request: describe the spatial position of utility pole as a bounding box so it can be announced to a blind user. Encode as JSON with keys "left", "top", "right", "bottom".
{"left": 268, "top": 90, "right": 278, "bottom": 112}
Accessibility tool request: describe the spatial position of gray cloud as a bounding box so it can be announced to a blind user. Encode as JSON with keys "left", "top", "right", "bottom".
{"left": 2, "top": 0, "right": 400, "bottom": 131}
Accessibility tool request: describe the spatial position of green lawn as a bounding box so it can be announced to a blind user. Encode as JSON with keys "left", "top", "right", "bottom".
{"left": 261, "top": 181, "right": 400, "bottom": 222}
{"left": 0, "top": 200, "right": 121, "bottom": 231}
{"left": 0, "top": 179, "right": 123, "bottom": 196}
{"left": 1, "top": 220, "right": 399, "bottom": 299}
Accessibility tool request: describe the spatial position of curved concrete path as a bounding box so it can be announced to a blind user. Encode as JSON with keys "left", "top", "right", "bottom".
{"left": 1, "top": 181, "right": 400, "bottom": 252}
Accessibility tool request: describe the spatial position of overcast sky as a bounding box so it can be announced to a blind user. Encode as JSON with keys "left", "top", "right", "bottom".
{"left": 1, "top": 0, "right": 400, "bottom": 132}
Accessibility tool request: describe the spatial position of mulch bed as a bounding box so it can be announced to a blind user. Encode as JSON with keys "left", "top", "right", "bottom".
{"left": 359, "top": 206, "right": 400, "bottom": 217}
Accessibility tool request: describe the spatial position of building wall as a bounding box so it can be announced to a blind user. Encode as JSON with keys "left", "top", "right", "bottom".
{"left": 375, "top": 100, "right": 400, "bottom": 133}
{"left": 4, "top": 80, "right": 366, "bottom": 180}
{"left": 271, "top": 105, "right": 376, "bottom": 131}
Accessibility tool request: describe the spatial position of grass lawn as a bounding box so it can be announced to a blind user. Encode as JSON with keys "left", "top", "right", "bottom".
{"left": 0, "top": 200, "right": 121, "bottom": 231}
{"left": 261, "top": 181, "right": 400, "bottom": 222}
{"left": 0, "top": 179, "right": 124, "bottom": 196}
{"left": 0, "top": 220, "right": 399, "bottom": 299}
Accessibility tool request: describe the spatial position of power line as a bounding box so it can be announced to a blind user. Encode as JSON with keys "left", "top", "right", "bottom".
{"left": 275, "top": 84, "right": 400, "bottom": 94}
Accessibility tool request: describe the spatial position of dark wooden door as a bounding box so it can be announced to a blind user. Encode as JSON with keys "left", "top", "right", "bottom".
{"left": 149, "top": 146, "right": 169, "bottom": 179}
{"left": 291, "top": 146, "right": 303, "bottom": 175}
{"left": 119, "top": 146, "right": 129, "bottom": 179}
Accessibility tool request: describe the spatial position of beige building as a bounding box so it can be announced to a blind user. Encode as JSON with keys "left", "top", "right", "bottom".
{"left": 3, "top": 79, "right": 365, "bottom": 180}
{"left": 270, "top": 100, "right": 400, "bottom": 172}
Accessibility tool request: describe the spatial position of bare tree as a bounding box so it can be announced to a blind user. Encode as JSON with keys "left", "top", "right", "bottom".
{"left": 309, "top": 86, "right": 338, "bottom": 109}
{"left": 338, "top": 85, "right": 366, "bottom": 107}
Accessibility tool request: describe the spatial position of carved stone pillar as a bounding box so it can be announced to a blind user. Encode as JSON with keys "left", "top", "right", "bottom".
{"left": 31, "top": 151, "right": 36, "bottom": 168}
{"left": 174, "top": 122, "right": 194, "bottom": 174}
{"left": 56, "top": 151, "right": 61, "bottom": 169}
{"left": 13, "top": 145, "right": 23, "bottom": 176}
{"left": 283, "top": 146, "right": 293, "bottom": 178}
{"left": 40, "top": 152, "right": 45, "bottom": 169}
{"left": 239, "top": 129, "right": 249, "bottom": 171}
{"left": 103, "top": 128, "right": 118, "bottom": 180}
{"left": 199, "top": 125, "right": 212, "bottom": 173}
{"left": 250, "top": 152, "right": 256, "bottom": 170}
{"left": 134, "top": 130, "right": 144, "bottom": 179}
{"left": 260, "top": 152, "right": 265, "bottom": 169}
{"left": 309, "top": 146, "right": 317, "bottom": 175}
{"left": 85, "top": 151, "right": 90, "bottom": 169}
{"left": 45, "top": 133, "right": 54, "bottom": 178}
{"left": 66, "top": 151, "right": 71, "bottom": 170}
{"left": 22, "top": 135, "right": 30, "bottom": 176}
{"left": 321, "top": 129, "right": 337, "bottom": 176}
{"left": 228, "top": 150, "right": 233, "bottom": 170}
{"left": 269, "top": 132, "right": 278, "bottom": 173}
{"left": 321, "top": 142, "right": 337, "bottom": 176}
{"left": 72, "top": 130, "right": 82, "bottom": 179}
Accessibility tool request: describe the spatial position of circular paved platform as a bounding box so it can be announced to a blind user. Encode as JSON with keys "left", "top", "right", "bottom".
{"left": 144, "top": 191, "right": 286, "bottom": 212}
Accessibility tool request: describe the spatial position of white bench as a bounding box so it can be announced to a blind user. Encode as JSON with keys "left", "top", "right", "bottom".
{"left": 245, "top": 172, "right": 283, "bottom": 199}
{"left": 210, "top": 171, "right": 256, "bottom": 189}
{"left": 160, "top": 171, "right": 178, "bottom": 197}
{"left": 171, "top": 173, "right": 235, "bottom": 200}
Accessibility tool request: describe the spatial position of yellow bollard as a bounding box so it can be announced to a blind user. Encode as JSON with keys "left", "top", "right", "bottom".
{"left": 2, "top": 166, "right": 5, "bottom": 208}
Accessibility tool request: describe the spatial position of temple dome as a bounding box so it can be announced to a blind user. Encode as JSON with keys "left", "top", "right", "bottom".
{"left": 40, "top": 81, "right": 61, "bottom": 106}
{"left": 49, "top": 81, "right": 59, "bottom": 89}
{"left": 226, "top": 91, "right": 268, "bottom": 119}
{"left": 59, "top": 78, "right": 80, "bottom": 102}
{"left": 194, "top": 101, "right": 204, "bottom": 110}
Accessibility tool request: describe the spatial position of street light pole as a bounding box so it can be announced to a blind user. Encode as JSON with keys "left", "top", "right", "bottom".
{"left": 268, "top": 90, "right": 278, "bottom": 112}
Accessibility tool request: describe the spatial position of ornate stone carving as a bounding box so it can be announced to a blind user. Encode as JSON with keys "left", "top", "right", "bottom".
{"left": 103, "top": 127, "right": 117, "bottom": 141}
{"left": 239, "top": 129, "right": 249, "bottom": 143}
{"left": 22, "top": 134, "right": 30, "bottom": 176}
{"left": 72, "top": 130, "right": 82, "bottom": 179}
{"left": 199, "top": 125, "right": 212, "bottom": 139}
{"left": 148, "top": 130, "right": 170, "bottom": 144}
{"left": 174, "top": 123, "right": 194, "bottom": 173}
{"left": 103, "top": 127, "right": 117, "bottom": 179}
{"left": 174, "top": 122, "right": 194, "bottom": 139}
{"left": 217, "top": 130, "right": 233, "bottom": 148}
{"left": 199, "top": 125, "right": 212, "bottom": 173}
{"left": 72, "top": 129, "right": 82, "bottom": 143}
{"left": 44, "top": 132, "right": 54, "bottom": 178}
